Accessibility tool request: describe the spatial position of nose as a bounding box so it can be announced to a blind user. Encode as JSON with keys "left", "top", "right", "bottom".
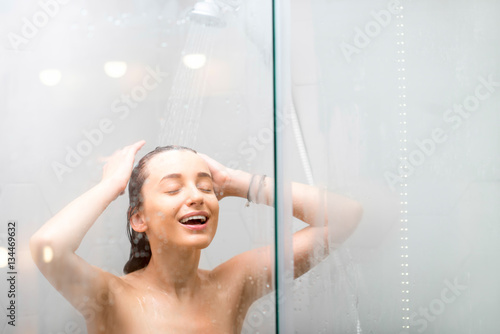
{"left": 186, "top": 184, "right": 204, "bottom": 206}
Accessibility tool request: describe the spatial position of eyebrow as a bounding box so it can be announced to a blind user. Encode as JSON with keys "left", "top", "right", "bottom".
{"left": 160, "top": 172, "right": 212, "bottom": 183}
{"left": 197, "top": 172, "right": 213, "bottom": 180}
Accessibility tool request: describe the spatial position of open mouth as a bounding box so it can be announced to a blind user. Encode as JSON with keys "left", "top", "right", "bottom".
{"left": 179, "top": 215, "right": 208, "bottom": 225}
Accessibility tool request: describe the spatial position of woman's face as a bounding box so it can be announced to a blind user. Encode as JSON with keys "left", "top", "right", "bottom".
{"left": 138, "top": 150, "right": 219, "bottom": 250}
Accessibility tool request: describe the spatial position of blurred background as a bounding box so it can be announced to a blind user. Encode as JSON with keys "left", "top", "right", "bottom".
{"left": 0, "top": 0, "right": 499, "bottom": 333}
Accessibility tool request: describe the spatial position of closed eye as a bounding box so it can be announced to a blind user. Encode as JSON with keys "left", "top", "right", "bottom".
{"left": 197, "top": 180, "right": 213, "bottom": 193}
{"left": 165, "top": 187, "right": 211, "bottom": 194}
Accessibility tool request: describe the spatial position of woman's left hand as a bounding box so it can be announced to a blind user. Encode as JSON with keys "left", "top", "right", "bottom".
{"left": 198, "top": 153, "right": 234, "bottom": 200}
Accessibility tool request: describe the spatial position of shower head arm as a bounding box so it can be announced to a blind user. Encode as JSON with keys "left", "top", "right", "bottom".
{"left": 214, "top": 0, "right": 241, "bottom": 13}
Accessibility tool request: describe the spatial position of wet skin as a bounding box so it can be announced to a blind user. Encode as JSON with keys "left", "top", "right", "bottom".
{"left": 85, "top": 151, "right": 267, "bottom": 334}
{"left": 30, "top": 141, "right": 362, "bottom": 334}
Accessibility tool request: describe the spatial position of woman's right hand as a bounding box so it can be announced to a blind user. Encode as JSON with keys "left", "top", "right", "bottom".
{"left": 100, "top": 140, "right": 146, "bottom": 197}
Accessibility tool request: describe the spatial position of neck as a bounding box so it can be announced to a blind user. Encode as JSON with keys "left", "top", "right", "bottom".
{"left": 142, "top": 244, "right": 202, "bottom": 300}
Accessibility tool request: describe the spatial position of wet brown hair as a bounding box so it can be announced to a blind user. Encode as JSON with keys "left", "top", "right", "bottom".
{"left": 123, "top": 145, "right": 197, "bottom": 274}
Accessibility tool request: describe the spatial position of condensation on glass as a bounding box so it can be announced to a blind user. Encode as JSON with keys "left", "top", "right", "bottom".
{"left": 275, "top": 0, "right": 500, "bottom": 333}
{"left": 1, "top": 0, "right": 499, "bottom": 333}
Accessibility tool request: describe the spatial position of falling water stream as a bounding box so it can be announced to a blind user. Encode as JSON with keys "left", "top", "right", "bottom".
{"left": 159, "top": 22, "right": 215, "bottom": 148}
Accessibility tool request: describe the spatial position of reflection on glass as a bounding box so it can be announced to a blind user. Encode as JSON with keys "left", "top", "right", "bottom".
{"left": 182, "top": 54, "right": 207, "bottom": 69}
{"left": 43, "top": 245, "right": 53, "bottom": 263}
{"left": 39, "top": 69, "right": 62, "bottom": 86}
{"left": 104, "top": 61, "right": 128, "bottom": 78}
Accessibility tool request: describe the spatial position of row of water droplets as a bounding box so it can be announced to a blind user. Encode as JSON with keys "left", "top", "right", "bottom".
{"left": 394, "top": 2, "right": 411, "bottom": 333}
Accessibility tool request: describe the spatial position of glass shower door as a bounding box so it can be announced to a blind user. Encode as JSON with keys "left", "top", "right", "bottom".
{"left": 0, "top": 1, "right": 277, "bottom": 333}
{"left": 275, "top": 0, "right": 500, "bottom": 333}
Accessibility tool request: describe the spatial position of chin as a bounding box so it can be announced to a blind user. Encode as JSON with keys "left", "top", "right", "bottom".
{"left": 184, "top": 235, "right": 214, "bottom": 249}
{"left": 198, "top": 242, "right": 212, "bottom": 249}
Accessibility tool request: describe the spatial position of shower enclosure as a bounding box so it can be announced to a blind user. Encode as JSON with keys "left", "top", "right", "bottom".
{"left": 1, "top": 0, "right": 499, "bottom": 333}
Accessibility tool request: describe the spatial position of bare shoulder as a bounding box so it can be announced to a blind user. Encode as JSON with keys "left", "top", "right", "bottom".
{"left": 102, "top": 268, "right": 245, "bottom": 333}
{"left": 209, "top": 252, "right": 250, "bottom": 286}
{"left": 210, "top": 246, "right": 274, "bottom": 304}
{"left": 116, "top": 270, "right": 141, "bottom": 286}
{"left": 83, "top": 271, "right": 147, "bottom": 334}
{"left": 112, "top": 270, "right": 145, "bottom": 298}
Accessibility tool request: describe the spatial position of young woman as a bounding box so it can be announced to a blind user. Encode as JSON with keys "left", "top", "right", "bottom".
{"left": 30, "top": 140, "right": 362, "bottom": 333}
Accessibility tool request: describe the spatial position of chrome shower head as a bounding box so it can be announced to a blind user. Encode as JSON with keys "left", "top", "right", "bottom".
{"left": 189, "top": 0, "right": 225, "bottom": 27}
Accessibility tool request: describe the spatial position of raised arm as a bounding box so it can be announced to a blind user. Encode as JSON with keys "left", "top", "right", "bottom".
{"left": 29, "top": 140, "right": 145, "bottom": 313}
{"left": 200, "top": 154, "right": 362, "bottom": 297}
{"left": 200, "top": 154, "right": 362, "bottom": 241}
